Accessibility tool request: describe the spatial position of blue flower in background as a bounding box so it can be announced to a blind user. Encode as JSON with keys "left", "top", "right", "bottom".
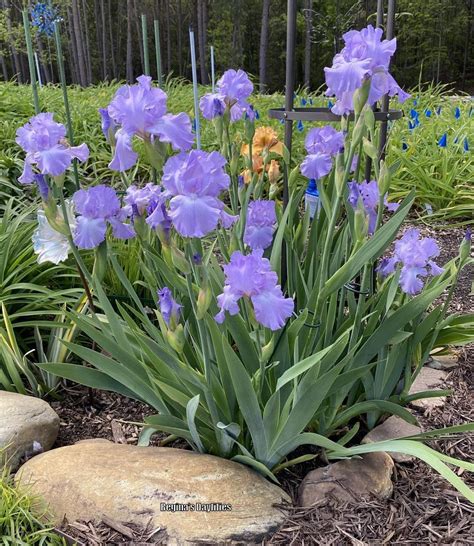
{"left": 309, "top": 98, "right": 313, "bottom": 105}
{"left": 464, "top": 138, "right": 469, "bottom": 152}
{"left": 300, "top": 98, "right": 307, "bottom": 106}
{"left": 413, "top": 98, "right": 418, "bottom": 106}
{"left": 255, "top": 109, "right": 260, "bottom": 120}
{"left": 438, "top": 133, "right": 447, "bottom": 147}
{"left": 327, "top": 100, "right": 334, "bottom": 108}
{"left": 454, "top": 106, "right": 461, "bottom": 119}
{"left": 436, "top": 106, "right": 442, "bottom": 115}
{"left": 402, "top": 142, "right": 408, "bottom": 151}
{"left": 409, "top": 109, "right": 418, "bottom": 119}
{"left": 424, "top": 109, "right": 432, "bottom": 117}
{"left": 30, "top": 2, "right": 61, "bottom": 37}
{"left": 454, "top": 136, "right": 459, "bottom": 144}
{"left": 297, "top": 120, "right": 304, "bottom": 132}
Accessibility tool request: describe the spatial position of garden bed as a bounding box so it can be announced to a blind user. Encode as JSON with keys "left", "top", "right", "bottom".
{"left": 49, "top": 223, "right": 473, "bottom": 544}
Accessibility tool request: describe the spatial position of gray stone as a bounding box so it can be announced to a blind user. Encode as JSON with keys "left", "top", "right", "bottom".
{"left": 408, "top": 367, "right": 449, "bottom": 411}
{"left": 16, "top": 440, "right": 290, "bottom": 545}
{"left": 428, "top": 353, "right": 459, "bottom": 371}
{"left": 0, "top": 391, "right": 59, "bottom": 470}
{"left": 362, "top": 415, "right": 421, "bottom": 463}
{"left": 298, "top": 452, "right": 394, "bottom": 507}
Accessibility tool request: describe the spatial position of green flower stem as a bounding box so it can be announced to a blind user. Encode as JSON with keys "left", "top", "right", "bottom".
{"left": 184, "top": 242, "right": 220, "bottom": 428}
{"left": 57, "top": 188, "right": 95, "bottom": 311}
{"left": 22, "top": 10, "right": 40, "bottom": 115}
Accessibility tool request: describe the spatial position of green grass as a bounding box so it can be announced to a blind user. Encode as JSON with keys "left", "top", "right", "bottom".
{"left": 0, "top": 464, "right": 66, "bottom": 545}
{"left": 0, "top": 78, "right": 472, "bottom": 221}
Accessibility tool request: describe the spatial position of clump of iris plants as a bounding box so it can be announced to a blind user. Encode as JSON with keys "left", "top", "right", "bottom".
{"left": 15, "top": 26, "right": 474, "bottom": 499}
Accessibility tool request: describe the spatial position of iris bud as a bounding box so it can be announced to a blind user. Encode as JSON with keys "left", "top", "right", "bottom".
{"left": 196, "top": 286, "right": 212, "bottom": 319}
{"left": 353, "top": 77, "right": 371, "bottom": 115}
{"left": 166, "top": 324, "right": 185, "bottom": 353}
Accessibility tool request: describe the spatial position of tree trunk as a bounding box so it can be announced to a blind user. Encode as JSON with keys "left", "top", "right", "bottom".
{"left": 126, "top": 0, "right": 134, "bottom": 82}
{"left": 107, "top": 0, "right": 117, "bottom": 79}
{"left": 98, "top": 0, "right": 107, "bottom": 79}
{"left": 0, "top": 55, "right": 8, "bottom": 81}
{"left": 461, "top": 0, "right": 473, "bottom": 85}
{"left": 197, "top": 0, "right": 208, "bottom": 84}
{"left": 133, "top": 0, "right": 145, "bottom": 73}
{"left": 177, "top": 0, "right": 183, "bottom": 75}
{"left": 4, "top": 0, "right": 22, "bottom": 82}
{"left": 304, "top": 0, "right": 313, "bottom": 89}
{"left": 71, "top": 0, "right": 88, "bottom": 85}
{"left": 165, "top": 0, "right": 171, "bottom": 74}
{"left": 259, "top": 0, "right": 270, "bottom": 93}
{"left": 81, "top": 0, "right": 93, "bottom": 83}
{"left": 36, "top": 37, "right": 51, "bottom": 83}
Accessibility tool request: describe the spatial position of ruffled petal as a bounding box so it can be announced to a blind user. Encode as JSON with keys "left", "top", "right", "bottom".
{"left": 70, "top": 143, "right": 90, "bottom": 163}
{"left": 108, "top": 217, "right": 136, "bottom": 240}
{"left": 251, "top": 286, "right": 294, "bottom": 330}
{"left": 215, "top": 285, "right": 241, "bottom": 324}
{"left": 18, "top": 158, "right": 35, "bottom": 184}
{"left": 34, "top": 145, "right": 72, "bottom": 176}
{"left": 399, "top": 265, "right": 427, "bottom": 295}
{"left": 32, "top": 209, "right": 71, "bottom": 265}
{"left": 300, "top": 153, "right": 333, "bottom": 179}
{"left": 168, "top": 194, "right": 222, "bottom": 238}
{"left": 73, "top": 216, "right": 107, "bottom": 249}
{"left": 149, "top": 113, "right": 194, "bottom": 151}
{"left": 109, "top": 129, "right": 138, "bottom": 172}
{"left": 244, "top": 225, "right": 274, "bottom": 250}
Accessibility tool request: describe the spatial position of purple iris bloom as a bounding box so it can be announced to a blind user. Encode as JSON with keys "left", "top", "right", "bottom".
{"left": 215, "top": 249, "right": 294, "bottom": 331}
{"left": 33, "top": 174, "right": 50, "bottom": 200}
{"left": 378, "top": 228, "right": 444, "bottom": 295}
{"left": 125, "top": 183, "right": 163, "bottom": 215}
{"left": 72, "top": 185, "right": 135, "bottom": 249}
{"left": 199, "top": 93, "right": 226, "bottom": 119}
{"left": 300, "top": 152, "right": 333, "bottom": 180}
{"left": 324, "top": 25, "right": 409, "bottom": 115}
{"left": 350, "top": 154, "right": 359, "bottom": 172}
{"left": 16, "top": 113, "right": 89, "bottom": 184}
{"left": 99, "top": 108, "right": 117, "bottom": 143}
{"left": 158, "top": 287, "right": 182, "bottom": 327}
{"left": 161, "top": 150, "right": 237, "bottom": 238}
{"left": 199, "top": 69, "right": 253, "bottom": 122}
{"left": 305, "top": 125, "right": 344, "bottom": 156}
{"left": 348, "top": 180, "right": 399, "bottom": 234}
{"left": 104, "top": 75, "right": 193, "bottom": 171}
{"left": 244, "top": 200, "right": 276, "bottom": 250}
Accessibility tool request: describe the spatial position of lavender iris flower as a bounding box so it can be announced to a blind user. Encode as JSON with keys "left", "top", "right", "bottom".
{"left": 215, "top": 249, "right": 294, "bottom": 331}
{"left": 378, "top": 228, "right": 444, "bottom": 295}
{"left": 104, "top": 75, "right": 193, "bottom": 171}
{"left": 300, "top": 153, "right": 333, "bottom": 180}
{"left": 348, "top": 179, "right": 399, "bottom": 234}
{"left": 300, "top": 125, "right": 344, "bottom": 180}
{"left": 199, "top": 69, "right": 253, "bottom": 122}
{"left": 324, "top": 25, "right": 409, "bottom": 115}
{"left": 304, "top": 125, "right": 345, "bottom": 156}
{"left": 244, "top": 200, "right": 276, "bottom": 250}
{"left": 161, "top": 150, "right": 237, "bottom": 238}
{"left": 16, "top": 113, "right": 89, "bottom": 184}
{"left": 158, "top": 287, "right": 182, "bottom": 327}
{"left": 99, "top": 108, "right": 117, "bottom": 143}
{"left": 72, "top": 185, "right": 135, "bottom": 249}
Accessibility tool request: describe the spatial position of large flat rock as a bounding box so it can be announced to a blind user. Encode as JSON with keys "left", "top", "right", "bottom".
{"left": 408, "top": 367, "right": 448, "bottom": 411}
{"left": 16, "top": 440, "right": 289, "bottom": 544}
{"left": 0, "top": 391, "right": 59, "bottom": 470}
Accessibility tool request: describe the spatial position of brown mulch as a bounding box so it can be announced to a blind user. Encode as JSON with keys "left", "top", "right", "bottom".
{"left": 49, "top": 224, "right": 473, "bottom": 545}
